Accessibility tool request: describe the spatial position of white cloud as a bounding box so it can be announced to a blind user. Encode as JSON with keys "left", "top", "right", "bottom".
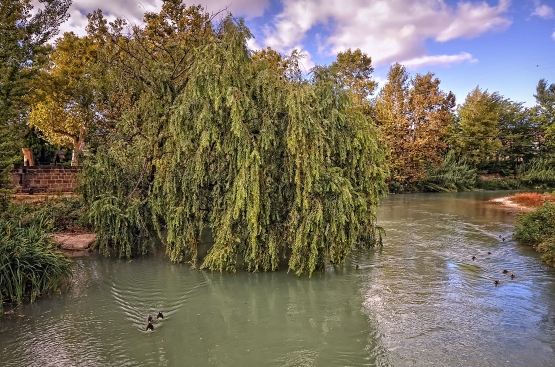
{"left": 246, "top": 37, "right": 263, "bottom": 52}
{"left": 263, "top": 0, "right": 511, "bottom": 67}
{"left": 552, "top": 31, "right": 555, "bottom": 41}
{"left": 52, "top": 0, "right": 269, "bottom": 37}
{"left": 402, "top": 52, "right": 478, "bottom": 69}
{"left": 532, "top": 4, "right": 554, "bottom": 19}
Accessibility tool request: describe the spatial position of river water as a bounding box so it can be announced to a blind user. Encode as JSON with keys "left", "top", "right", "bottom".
{"left": 1, "top": 191, "right": 555, "bottom": 366}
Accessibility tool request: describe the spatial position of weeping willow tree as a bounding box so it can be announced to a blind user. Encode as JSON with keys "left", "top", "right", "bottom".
{"left": 80, "top": 2, "right": 388, "bottom": 276}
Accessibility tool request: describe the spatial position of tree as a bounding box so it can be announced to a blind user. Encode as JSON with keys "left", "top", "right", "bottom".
{"left": 496, "top": 100, "right": 538, "bottom": 175}
{"left": 28, "top": 31, "right": 107, "bottom": 166}
{"left": 532, "top": 78, "right": 555, "bottom": 149}
{"left": 329, "top": 49, "right": 376, "bottom": 113}
{"left": 373, "top": 63, "right": 455, "bottom": 191}
{"left": 80, "top": 3, "right": 389, "bottom": 276}
{"left": 0, "top": 0, "right": 70, "bottom": 182}
{"left": 453, "top": 87, "right": 503, "bottom": 168}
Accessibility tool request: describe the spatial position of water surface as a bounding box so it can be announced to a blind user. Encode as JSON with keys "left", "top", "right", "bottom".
{"left": 1, "top": 191, "right": 555, "bottom": 366}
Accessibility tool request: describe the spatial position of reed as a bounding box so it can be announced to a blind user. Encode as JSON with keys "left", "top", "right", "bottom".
{"left": 0, "top": 214, "right": 72, "bottom": 314}
{"left": 511, "top": 192, "right": 555, "bottom": 208}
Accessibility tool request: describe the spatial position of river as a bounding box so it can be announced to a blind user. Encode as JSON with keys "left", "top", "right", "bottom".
{"left": 1, "top": 191, "right": 555, "bottom": 366}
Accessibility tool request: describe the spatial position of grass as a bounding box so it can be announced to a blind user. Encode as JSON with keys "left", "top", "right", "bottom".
{"left": 0, "top": 196, "right": 79, "bottom": 314}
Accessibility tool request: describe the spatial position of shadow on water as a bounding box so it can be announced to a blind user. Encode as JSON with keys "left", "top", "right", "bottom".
{"left": 1, "top": 191, "right": 555, "bottom": 366}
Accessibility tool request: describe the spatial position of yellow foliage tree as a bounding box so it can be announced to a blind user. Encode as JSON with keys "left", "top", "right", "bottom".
{"left": 28, "top": 32, "right": 105, "bottom": 165}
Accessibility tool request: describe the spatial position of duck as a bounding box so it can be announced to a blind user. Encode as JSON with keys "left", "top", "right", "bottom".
{"left": 147, "top": 315, "right": 153, "bottom": 323}
{"left": 146, "top": 321, "right": 154, "bottom": 332}
{"left": 355, "top": 264, "right": 360, "bottom": 269}
{"left": 487, "top": 252, "right": 492, "bottom": 255}
{"left": 502, "top": 269, "right": 508, "bottom": 274}
{"left": 494, "top": 280, "right": 500, "bottom": 286}
{"left": 471, "top": 256, "right": 476, "bottom": 260}
{"left": 157, "top": 311, "right": 164, "bottom": 320}
{"left": 510, "top": 273, "right": 515, "bottom": 279}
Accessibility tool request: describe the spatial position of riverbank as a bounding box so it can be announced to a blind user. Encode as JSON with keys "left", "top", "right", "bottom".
{"left": 490, "top": 196, "right": 534, "bottom": 212}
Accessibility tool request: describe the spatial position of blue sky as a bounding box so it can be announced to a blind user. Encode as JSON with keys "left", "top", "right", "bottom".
{"left": 55, "top": 0, "right": 555, "bottom": 107}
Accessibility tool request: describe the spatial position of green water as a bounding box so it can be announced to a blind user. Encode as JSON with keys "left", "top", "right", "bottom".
{"left": 1, "top": 191, "right": 555, "bottom": 366}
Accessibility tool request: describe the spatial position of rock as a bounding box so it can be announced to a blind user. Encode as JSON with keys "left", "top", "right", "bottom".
{"left": 54, "top": 233, "right": 97, "bottom": 251}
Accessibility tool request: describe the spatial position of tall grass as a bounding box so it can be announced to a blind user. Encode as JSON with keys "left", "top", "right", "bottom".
{"left": 0, "top": 207, "right": 72, "bottom": 314}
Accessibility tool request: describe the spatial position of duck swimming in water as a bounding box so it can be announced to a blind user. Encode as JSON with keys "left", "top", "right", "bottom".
{"left": 146, "top": 321, "right": 154, "bottom": 332}
{"left": 147, "top": 315, "right": 153, "bottom": 323}
{"left": 157, "top": 311, "right": 164, "bottom": 320}
{"left": 355, "top": 264, "right": 360, "bottom": 269}
{"left": 502, "top": 269, "right": 508, "bottom": 274}
{"left": 494, "top": 280, "right": 500, "bottom": 286}
{"left": 510, "top": 273, "right": 515, "bottom": 279}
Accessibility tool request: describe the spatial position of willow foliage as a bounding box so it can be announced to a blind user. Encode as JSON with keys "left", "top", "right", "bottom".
{"left": 81, "top": 4, "right": 388, "bottom": 276}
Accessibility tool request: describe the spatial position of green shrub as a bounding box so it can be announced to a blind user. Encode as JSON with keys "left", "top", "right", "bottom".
{"left": 518, "top": 157, "right": 555, "bottom": 188}
{"left": 420, "top": 151, "right": 477, "bottom": 192}
{"left": 475, "top": 177, "right": 521, "bottom": 190}
{"left": 514, "top": 201, "right": 555, "bottom": 265}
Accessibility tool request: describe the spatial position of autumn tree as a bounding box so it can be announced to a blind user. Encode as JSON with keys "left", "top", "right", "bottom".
{"left": 329, "top": 49, "right": 376, "bottom": 113}
{"left": 374, "top": 63, "right": 455, "bottom": 192}
{"left": 80, "top": 2, "right": 388, "bottom": 276}
{"left": 28, "top": 31, "right": 108, "bottom": 166}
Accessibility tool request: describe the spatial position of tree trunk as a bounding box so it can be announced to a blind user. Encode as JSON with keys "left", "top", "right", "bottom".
{"left": 22, "top": 148, "right": 35, "bottom": 166}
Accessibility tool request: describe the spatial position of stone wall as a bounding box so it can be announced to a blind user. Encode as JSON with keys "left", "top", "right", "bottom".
{"left": 9, "top": 166, "right": 80, "bottom": 193}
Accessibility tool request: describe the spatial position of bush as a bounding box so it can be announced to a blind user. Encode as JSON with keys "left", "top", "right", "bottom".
{"left": 518, "top": 157, "right": 555, "bottom": 188}
{"left": 420, "top": 151, "right": 477, "bottom": 192}
{"left": 514, "top": 201, "right": 555, "bottom": 265}
{"left": 475, "top": 177, "right": 521, "bottom": 190}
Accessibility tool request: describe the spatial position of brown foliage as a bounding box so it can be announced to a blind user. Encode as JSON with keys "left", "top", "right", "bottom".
{"left": 511, "top": 192, "right": 555, "bottom": 207}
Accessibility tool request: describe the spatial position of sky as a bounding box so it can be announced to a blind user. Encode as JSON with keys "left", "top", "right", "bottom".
{"left": 50, "top": 0, "right": 555, "bottom": 107}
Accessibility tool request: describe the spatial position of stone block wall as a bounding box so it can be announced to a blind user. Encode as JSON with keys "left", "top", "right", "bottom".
{"left": 9, "top": 166, "right": 80, "bottom": 193}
